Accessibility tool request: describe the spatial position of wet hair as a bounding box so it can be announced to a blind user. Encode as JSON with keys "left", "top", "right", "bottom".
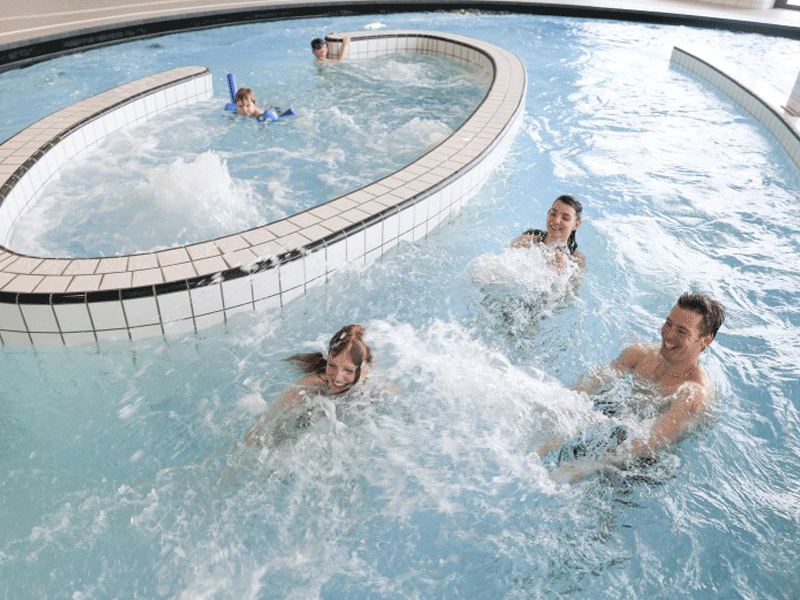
{"left": 551, "top": 194, "right": 583, "bottom": 255}
{"left": 677, "top": 292, "right": 725, "bottom": 340}
{"left": 311, "top": 38, "right": 325, "bottom": 50}
{"left": 235, "top": 87, "right": 256, "bottom": 104}
{"left": 285, "top": 324, "right": 373, "bottom": 392}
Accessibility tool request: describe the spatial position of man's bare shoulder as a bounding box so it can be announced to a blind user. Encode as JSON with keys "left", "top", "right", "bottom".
{"left": 612, "top": 342, "right": 657, "bottom": 371}
{"left": 672, "top": 377, "right": 714, "bottom": 412}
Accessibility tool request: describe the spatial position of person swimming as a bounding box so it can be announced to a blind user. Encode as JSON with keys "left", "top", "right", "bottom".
{"left": 245, "top": 324, "right": 372, "bottom": 448}
{"left": 545, "top": 292, "right": 726, "bottom": 484}
{"left": 512, "top": 194, "right": 585, "bottom": 267}
{"left": 311, "top": 34, "right": 349, "bottom": 62}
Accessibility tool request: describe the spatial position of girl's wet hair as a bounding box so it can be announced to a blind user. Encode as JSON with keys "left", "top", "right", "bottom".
{"left": 285, "top": 324, "right": 372, "bottom": 390}
{"left": 553, "top": 194, "right": 583, "bottom": 255}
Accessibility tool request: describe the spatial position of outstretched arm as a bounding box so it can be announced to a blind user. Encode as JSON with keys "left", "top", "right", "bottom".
{"left": 327, "top": 34, "right": 349, "bottom": 61}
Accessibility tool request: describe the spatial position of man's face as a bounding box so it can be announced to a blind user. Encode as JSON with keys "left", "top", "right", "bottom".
{"left": 660, "top": 305, "right": 712, "bottom": 364}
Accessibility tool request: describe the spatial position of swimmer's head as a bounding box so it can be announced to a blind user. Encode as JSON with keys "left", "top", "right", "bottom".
{"left": 311, "top": 37, "right": 327, "bottom": 59}
{"left": 325, "top": 324, "right": 372, "bottom": 393}
{"left": 676, "top": 292, "right": 725, "bottom": 341}
{"left": 235, "top": 87, "right": 258, "bottom": 116}
{"left": 547, "top": 194, "right": 583, "bottom": 254}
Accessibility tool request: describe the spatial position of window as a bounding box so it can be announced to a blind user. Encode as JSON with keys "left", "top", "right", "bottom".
{"left": 775, "top": 0, "right": 800, "bottom": 9}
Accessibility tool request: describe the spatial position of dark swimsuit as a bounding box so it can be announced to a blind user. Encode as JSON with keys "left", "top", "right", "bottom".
{"left": 521, "top": 228, "right": 573, "bottom": 255}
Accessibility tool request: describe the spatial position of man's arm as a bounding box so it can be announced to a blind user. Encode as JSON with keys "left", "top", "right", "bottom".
{"left": 623, "top": 383, "right": 705, "bottom": 460}
{"left": 327, "top": 34, "right": 349, "bottom": 61}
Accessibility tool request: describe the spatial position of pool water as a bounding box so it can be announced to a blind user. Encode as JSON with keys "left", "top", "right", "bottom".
{"left": 5, "top": 51, "right": 487, "bottom": 256}
{"left": 2, "top": 11, "right": 800, "bottom": 600}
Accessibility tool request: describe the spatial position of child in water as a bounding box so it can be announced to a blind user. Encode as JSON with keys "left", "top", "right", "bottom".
{"left": 234, "top": 87, "right": 294, "bottom": 122}
{"left": 245, "top": 324, "right": 372, "bottom": 448}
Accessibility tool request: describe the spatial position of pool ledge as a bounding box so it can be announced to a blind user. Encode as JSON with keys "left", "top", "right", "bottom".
{"left": 0, "top": 30, "right": 526, "bottom": 345}
{"left": 671, "top": 45, "right": 800, "bottom": 172}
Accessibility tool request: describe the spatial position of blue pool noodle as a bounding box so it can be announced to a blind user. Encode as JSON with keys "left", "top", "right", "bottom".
{"left": 224, "top": 72, "right": 237, "bottom": 112}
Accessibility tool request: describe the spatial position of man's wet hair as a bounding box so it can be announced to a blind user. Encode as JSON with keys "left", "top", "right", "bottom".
{"left": 677, "top": 292, "right": 725, "bottom": 339}
{"left": 311, "top": 38, "right": 325, "bottom": 50}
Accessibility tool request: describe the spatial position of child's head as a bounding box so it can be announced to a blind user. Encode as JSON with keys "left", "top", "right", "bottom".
{"left": 235, "top": 87, "right": 258, "bottom": 116}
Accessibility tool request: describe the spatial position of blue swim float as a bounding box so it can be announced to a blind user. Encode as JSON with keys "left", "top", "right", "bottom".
{"left": 224, "top": 71, "right": 296, "bottom": 122}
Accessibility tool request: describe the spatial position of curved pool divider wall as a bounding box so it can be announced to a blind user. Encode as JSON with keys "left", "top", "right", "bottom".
{"left": 0, "top": 30, "right": 527, "bottom": 346}
{"left": 670, "top": 46, "right": 800, "bottom": 172}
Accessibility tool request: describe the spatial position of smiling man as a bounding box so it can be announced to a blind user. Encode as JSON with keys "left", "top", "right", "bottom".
{"left": 550, "top": 292, "right": 725, "bottom": 483}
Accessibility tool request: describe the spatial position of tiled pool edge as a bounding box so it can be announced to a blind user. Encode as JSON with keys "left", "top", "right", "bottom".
{"left": 670, "top": 46, "right": 800, "bottom": 171}
{"left": 0, "top": 30, "right": 527, "bottom": 345}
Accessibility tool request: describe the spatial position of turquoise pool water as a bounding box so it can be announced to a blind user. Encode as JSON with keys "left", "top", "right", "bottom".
{"left": 5, "top": 50, "right": 487, "bottom": 256}
{"left": 1, "top": 11, "right": 799, "bottom": 600}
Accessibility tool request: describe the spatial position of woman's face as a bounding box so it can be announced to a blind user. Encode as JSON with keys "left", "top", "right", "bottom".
{"left": 546, "top": 199, "right": 581, "bottom": 243}
{"left": 325, "top": 351, "right": 358, "bottom": 394}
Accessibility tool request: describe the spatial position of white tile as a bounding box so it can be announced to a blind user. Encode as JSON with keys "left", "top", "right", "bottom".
{"left": 123, "top": 296, "right": 160, "bottom": 327}
{"left": 252, "top": 266, "right": 280, "bottom": 301}
{"left": 414, "top": 197, "right": 430, "bottom": 227}
{"left": 346, "top": 229, "right": 365, "bottom": 262}
{"left": 62, "top": 331, "right": 97, "bottom": 345}
{"left": 53, "top": 303, "right": 93, "bottom": 332}
{"left": 89, "top": 300, "right": 127, "bottom": 330}
{"left": 0, "top": 330, "right": 31, "bottom": 344}
{"left": 30, "top": 332, "right": 63, "bottom": 345}
{"left": 279, "top": 260, "right": 304, "bottom": 292}
{"left": 190, "top": 283, "right": 223, "bottom": 315}
{"left": 222, "top": 277, "right": 252, "bottom": 309}
{"left": 157, "top": 290, "right": 192, "bottom": 323}
{"left": 129, "top": 324, "right": 163, "bottom": 341}
{"left": 0, "top": 302, "right": 25, "bottom": 330}
{"left": 20, "top": 304, "right": 58, "bottom": 333}
{"left": 398, "top": 206, "right": 415, "bottom": 234}
{"left": 365, "top": 222, "right": 382, "bottom": 252}
{"left": 383, "top": 212, "right": 400, "bottom": 242}
{"left": 326, "top": 239, "right": 347, "bottom": 271}
{"left": 304, "top": 248, "right": 326, "bottom": 282}
{"left": 163, "top": 317, "right": 195, "bottom": 336}
{"left": 96, "top": 328, "right": 130, "bottom": 342}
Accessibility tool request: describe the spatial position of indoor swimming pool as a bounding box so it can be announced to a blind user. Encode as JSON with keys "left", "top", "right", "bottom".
{"left": 6, "top": 50, "right": 488, "bottom": 256}
{"left": 1, "top": 10, "right": 799, "bottom": 600}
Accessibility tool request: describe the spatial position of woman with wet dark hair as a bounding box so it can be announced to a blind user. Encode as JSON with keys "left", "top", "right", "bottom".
{"left": 512, "top": 194, "right": 585, "bottom": 266}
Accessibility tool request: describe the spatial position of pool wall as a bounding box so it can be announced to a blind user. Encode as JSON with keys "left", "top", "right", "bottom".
{"left": 0, "top": 30, "right": 526, "bottom": 345}
{"left": 671, "top": 45, "right": 800, "bottom": 171}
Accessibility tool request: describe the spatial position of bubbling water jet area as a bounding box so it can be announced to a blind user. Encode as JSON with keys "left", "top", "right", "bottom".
{"left": 0, "top": 4, "right": 799, "bottom": 600}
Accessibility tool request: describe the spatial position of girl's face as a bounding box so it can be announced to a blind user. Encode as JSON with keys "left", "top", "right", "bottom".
{"left": 325, "top": 351, "right": 358, "bottom": 394}
{"left": 546, "top": 199, "right": 581, "bottom": 243}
